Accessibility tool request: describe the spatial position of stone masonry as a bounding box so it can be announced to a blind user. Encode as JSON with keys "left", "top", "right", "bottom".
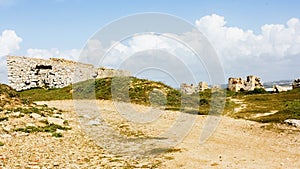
{"left": 180, "top": 81, "right": 209, "bottom": 94}
{"left": 228, "top": 75, "right": 264, "bottom": 92}
{"left": 6, "top": 56, "right": 131, "bottom": 91}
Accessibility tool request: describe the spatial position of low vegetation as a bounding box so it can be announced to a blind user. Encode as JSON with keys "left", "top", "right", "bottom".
{"left": 18, "top": 77, "right": 300, "bottom": 125}
{"left": 14, "top": 123, "right": 71, "bottom": 135}
{"left": 0, "top": 84, "right": 71, "bottom": 138}
{"left": 20, "top": 77, "right": 229, "bottom": 115}
{"left": 228, "top": 88, "right": 300, "bottom": 123}
{"left": 0, "top": 84, "right": 26, "bottom": 108}
{"left": 5, "top": 105, "right": 61, "bottom": 117}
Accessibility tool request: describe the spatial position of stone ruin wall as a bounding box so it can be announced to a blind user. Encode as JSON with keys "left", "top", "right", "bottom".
{"left": 228, "top": 75, "right": 264, "bottom": 92}
{"left": 180, "top": 81, "right": 209, "bottom": 94}
{"left": 7, "top": 56, "right": 131, "bottom": 91}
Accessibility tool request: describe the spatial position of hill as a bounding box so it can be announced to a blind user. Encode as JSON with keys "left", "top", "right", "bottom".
{"left": 18, "top": 77, "right": 300, "bottom": 124}
{"left": 19, "top": 77, "right": 220, "bottom": 115}
{"left": 0, "top": 84, "right": 24, "bottom": 108}
{"left": 0, "top": 83, "right": 72, "bottom": 140}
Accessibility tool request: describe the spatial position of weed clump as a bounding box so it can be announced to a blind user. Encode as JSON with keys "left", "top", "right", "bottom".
{"left": 14, "top": 123, "right": 71, "bottom": 137}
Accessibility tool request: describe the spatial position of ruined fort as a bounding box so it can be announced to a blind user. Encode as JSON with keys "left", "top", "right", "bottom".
{"left": 228, "top": 75, "right": 264, "bottom": 92}
{"left": 6, "top": 56, "right": 131, "bottom": 91}
{"left": 180, "top": 82, "right": 209, "bottom": 94}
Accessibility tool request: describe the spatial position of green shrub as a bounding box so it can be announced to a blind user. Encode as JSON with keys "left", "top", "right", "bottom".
{"left": 14, "top": 124, "right": 71, "bottom": 133}
{"left": 246, "top": 88, "right": 267, "bottom": 94}
{"left": 0, "top": 117, "right": 8, "bottom": 122}
{"left": 199, "top": 98, "right": 209, "bottom": 105}
{"left": 52, "top": 132, "right": 63, "bottom": 138}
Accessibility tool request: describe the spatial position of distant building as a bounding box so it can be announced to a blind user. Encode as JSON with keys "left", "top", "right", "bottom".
{"left": 180, "top": 81, "right": 209, "bottom": 94}
{"left": 228, "top": 75, "right": 264, "bottom": 92}
{"left": 180, "top": 83, "right": 197, "bottom": 94}
{"left": 198, "top": 82, "right": 209, "bottom": 92}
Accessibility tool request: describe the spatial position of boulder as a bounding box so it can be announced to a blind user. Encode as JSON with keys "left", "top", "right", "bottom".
{"left": 47, "top": 117, "right": 64, "bottom": 126}
{"left": 30, "top": 113, "right": 42, "bottom": 119}
{"left": 284, "top": 119, "right": 300, "bottom": 128}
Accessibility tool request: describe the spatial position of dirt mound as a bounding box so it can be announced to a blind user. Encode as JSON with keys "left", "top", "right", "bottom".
{"left": 0, "top": 84, "right": 23, "bottom": 108}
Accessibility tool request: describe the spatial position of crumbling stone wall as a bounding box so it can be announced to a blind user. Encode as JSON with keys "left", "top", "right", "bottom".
{"left": 7, "top": 56, "right": 131, "bottom": 91}
{"left": 228, "top": 75, "right": 264, "bottom": 92}
{"left": 198, "top": 82, "right": 209, "bottom": 92}
{"left": 180, "top": 81, "right": 209, "bottom": 94}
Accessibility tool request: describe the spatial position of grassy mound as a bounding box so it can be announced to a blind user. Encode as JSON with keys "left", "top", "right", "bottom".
{"left": 19, "top": 77, "right": 182, "bottom": 108}
{"left": 229, "top": 88, "right": 300, "bottom": 123}
{"left": 0, "top": 84, "right": 24, "bottom": 108}
{"left": 19, "top": 77, "right": 221, "bottom": 115}
{"left": 0, "top": 84, "right": 71, "bottom": 138}
{"left": 18, "top": 77, "right": 300, "bottom": 124}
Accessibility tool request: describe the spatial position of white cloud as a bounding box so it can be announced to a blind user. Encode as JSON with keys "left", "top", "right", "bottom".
{"left": 102, "top": 14, "right": 300, "bottom": 83}
{"left": 97, "top": 33, "right": 213, "bottom": 85}
{"left": 0, "top": 30, "right": 22, "bottom": 57}
{"left": 79, "top": 39, "right": 105, "bottom": 65}
{"left": 2, "top": 15, "right": 300, "bottom": 85}
{"left": 26, "top": 48, "right": 80, "bottom": 61}
{"left": 0, "top": 30, "right": 22, "bottom": 84}
{"left": 101, "top": 34, "right": 197, "bottom": 67}
{"left": 195, "top": 14, "right": 300, "bottom": 60}
{"left": 195, "top": 14, "right": 300, "bottom": 81}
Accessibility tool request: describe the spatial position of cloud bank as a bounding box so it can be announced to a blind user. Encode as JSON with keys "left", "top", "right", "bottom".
{"left": 0, "top": 30, "right": 22, "bottom": 83}
{"left": 0, "top": 30, "right": 22, "bottom": 56}
{"left": 195, "top": 14, "right": 300, "bottom": 81}
{"left": 196, "top": 14, "right": 300, "bottom": 59}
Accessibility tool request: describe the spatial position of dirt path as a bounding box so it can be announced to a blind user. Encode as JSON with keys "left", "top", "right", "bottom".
{"left": 38, "top": 100, "right": 300, "bottom": 169}
{"left": 230, "top": 98, "right": 247, "bottom": 113}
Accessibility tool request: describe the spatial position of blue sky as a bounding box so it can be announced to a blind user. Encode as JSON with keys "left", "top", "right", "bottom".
{"left": 1, "top": 0, "right": 299, "bottom": 52}
{"left": 1, "top": 0, "right": 300, "bottom": 85}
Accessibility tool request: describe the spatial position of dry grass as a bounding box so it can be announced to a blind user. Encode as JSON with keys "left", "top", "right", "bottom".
{"left": 228, "top": 88, "right": 300, "bottom": 123}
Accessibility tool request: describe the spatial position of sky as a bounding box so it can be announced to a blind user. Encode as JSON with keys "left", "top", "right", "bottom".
{"left": 1, "top": 0, "right": 300, "bottom": 86}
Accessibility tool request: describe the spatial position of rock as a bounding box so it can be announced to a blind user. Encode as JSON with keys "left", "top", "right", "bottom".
{"left": 87, "top": 120, "right": 101, "bottom": 126}
{"left": 53, "top": 162, "right": 59, "bottom": 166}
{"left": 47, "top": 117, "right": 64, "bottom": 126}
{"left": 13, "top": 132, "right": 29, "bottom": 137}
{"left": 0, "top": 134, "right": 12, "bottom": 138}
{"left": 26, "top": 123, "right": 36, "bottom": 127}
{"left": 53, "top": 114, "right": 63, "bottom": 118}
{"left": 30, "top": 113, "right": 42, "bottom": 119}
{"left": 56, "top": 129, "right": 65, "bottom": 133}
{"left": 10, "top": 111, "right": 21, "bottom": 117}
{"left": 69, "top": 164, "right": 80, "bottom": 169}
{"left": 284, "top": 119, "right": 300, "bottom": 128}
{"left": 28, "top": 161, "right": 39, "bottom": 166}
{"left": 2, "top": 126, "right": 11, "bottom": 132}
{"left": 0, "top": 154, "right": 7, "bottom": 160}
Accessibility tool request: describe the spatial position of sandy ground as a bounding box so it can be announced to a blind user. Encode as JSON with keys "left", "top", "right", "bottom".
{"left": 37, "top": 100, "right": 300, "bottom": 169}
